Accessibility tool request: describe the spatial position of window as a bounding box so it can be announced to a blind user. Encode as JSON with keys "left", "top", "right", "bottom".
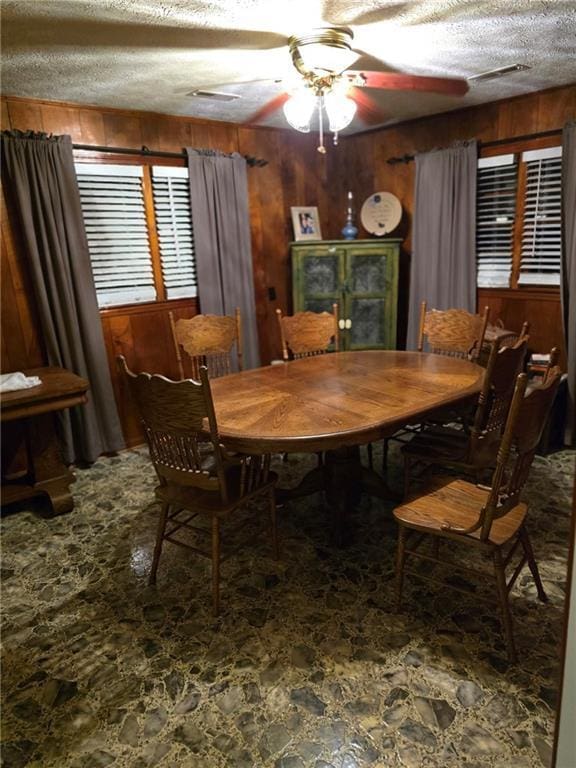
{"left": 519, "top": 147, "right": 562, "bottom": 286}
{"left": 476, "top": 155, "right": 518, "bottom": 288}
{"left": 476, "top": 145, "right": 562, "bottom": 289}
{"left": 151, "top": 167, "right": 197, "bottom": 300}
{"left": 75, "top": 162, "right": 197, "bottom": 308}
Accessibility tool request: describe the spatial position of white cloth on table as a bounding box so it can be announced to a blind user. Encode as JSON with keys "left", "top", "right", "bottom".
{"left": 0, "top": 372, "right": 42, "bottom": 393}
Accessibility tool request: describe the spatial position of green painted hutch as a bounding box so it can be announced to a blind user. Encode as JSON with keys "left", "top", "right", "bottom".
{"left": 290, "top": 239, "right": 401, "bottom": 350}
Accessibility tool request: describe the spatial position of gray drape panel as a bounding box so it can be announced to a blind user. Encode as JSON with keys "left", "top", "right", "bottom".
{"left": 407, "top": 141, "right": 478, "bottom": 350}
{"left": 186, "top": 149, "right": 260, "bottom": 369}
{"left": 1, "top": 131, "right": 125, "bottom": 463}
{"left": 562, "top": 121, "right": 576, "bottom": 444}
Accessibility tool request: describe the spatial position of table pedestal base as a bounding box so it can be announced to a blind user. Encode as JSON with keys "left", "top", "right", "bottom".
{"left": 277, "top": 446, "right": 399, "bottom": 545}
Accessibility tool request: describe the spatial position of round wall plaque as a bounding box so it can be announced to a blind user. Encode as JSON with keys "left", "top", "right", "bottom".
{"left": 360, "top": 192, "right": 402, "bottom": 236}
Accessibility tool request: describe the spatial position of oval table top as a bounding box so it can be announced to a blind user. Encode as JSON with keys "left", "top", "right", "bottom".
{"left": 209, "top": 350, "right": 484, "bottom": 454}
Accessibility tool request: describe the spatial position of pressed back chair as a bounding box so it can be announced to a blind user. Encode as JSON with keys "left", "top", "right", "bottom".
{"left": 118, "top": 356, "right": 277, "bottom": 616}
{"left": 418, "top": 301, "right": 491, "bottom": 361}
{"left": 393, "top": 362, "right": 562, "bottom": 662}
{"left": 170, "top": 308, "right": 242, "bottom": 379}
{"left": 375, "top": 303, "right": 492, "bottom": 473}
{"left": 276, "top": 305, "right": 339, "bottom": 361}
{"left": 402, "top": 334, "right": 532, "bottom": 496}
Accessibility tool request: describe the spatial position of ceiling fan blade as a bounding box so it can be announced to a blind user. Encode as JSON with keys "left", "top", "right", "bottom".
{"left": 347, "top": 71, "right": 469, "bottom": 96}
{"left": 348, "top": 87, "right": 388, "bottom": 126}
{"left": 244, "top": 92, "right": 291, "bottom": 125}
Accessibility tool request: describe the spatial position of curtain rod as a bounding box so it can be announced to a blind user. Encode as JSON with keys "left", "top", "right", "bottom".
{"left": 386, "top": 128, "right": 563, "bottom": 165}
{"left": 72, "top": 142, "right": 268, "bottom": 167}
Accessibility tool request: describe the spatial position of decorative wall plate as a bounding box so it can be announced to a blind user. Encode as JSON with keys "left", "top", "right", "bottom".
{"left": 360, "top": 192, "right": 402, "bottom": 236}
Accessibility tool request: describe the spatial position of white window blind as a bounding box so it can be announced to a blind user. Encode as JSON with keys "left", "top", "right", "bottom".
{"left": 518, "top": 146, "right": 562, "bottom": 286}
{"left": 476, "top": 154, "right": 518, "bottom": 288}
{"left": 75, "top": 163, "right": 156, "bottom": 307}
{"left": 151, "top": 167, "right": 197, "bottom": 299}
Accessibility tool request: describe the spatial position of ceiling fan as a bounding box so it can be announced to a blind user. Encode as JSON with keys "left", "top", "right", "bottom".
{"left": 244, "top": 27, "right": 469, "bottom": 153}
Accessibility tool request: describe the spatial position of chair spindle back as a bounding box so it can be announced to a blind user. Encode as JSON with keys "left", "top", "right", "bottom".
{"left": 118, "top": 356, "right": 231, "bottom": 500}
{"left": 468, "top": 336, "right": 530, "bottom": 463}
{"left": 478, "top": 363, "right": 563, "bottom": 540}
{"left": 276, "top": 305, "right": 339, "bottom": 361}
{"left": 418, "top": 301, "right": 490, "bottom": 360}
{"left": 170, "top": 309, "right": 242, "bottom": 380}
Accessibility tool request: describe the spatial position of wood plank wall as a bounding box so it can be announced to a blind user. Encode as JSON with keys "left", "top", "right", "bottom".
{"left": 0, "top": 95, "right": 340, "bottom": 445}
{"left": 1, "top": 86, "right": 574, "bottom": 447}
{"left": 335, "top": 84, "right": 576, "bottom": 354}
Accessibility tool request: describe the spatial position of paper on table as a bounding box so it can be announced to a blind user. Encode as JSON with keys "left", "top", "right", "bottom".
{"left": 0, "top": 372, "right": 42, "bottom": 393}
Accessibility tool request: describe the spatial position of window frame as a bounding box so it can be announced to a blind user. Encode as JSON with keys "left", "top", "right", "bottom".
{"left": 478, "top": 134, "right": 562, "bottom": 292}
{"left": 72, "top": 150, "right": 198, "bottom": 314}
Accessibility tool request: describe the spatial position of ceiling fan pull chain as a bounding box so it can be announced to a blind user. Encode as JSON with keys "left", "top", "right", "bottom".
{"left": 333, "top": 131, "right": 339, "bottom": 146}
{"left": 317, "top": 94, "right": 326, "bottom": 154}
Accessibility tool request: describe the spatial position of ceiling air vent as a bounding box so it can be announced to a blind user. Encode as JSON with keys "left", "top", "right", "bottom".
{"left": 187, "top": 90, "right": 242, "bottom": 101}
{"left": 468, "top": 64, "right": 531, "bottom": 83}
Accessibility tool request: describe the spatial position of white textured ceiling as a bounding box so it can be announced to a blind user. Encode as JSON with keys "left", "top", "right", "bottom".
{"left": 1, "top": 0, "right": 575, "bottom": 134}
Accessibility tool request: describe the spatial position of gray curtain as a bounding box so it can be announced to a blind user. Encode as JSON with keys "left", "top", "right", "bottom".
{"left": 1, "top": 131, "right": 125, "bottom": 463}
{"left": 562, "top": 121, "right": 576, "bottom": 444}
{"left": 186, "top": 148, "right": 260, "bottom": 369}
{"left": 407, "top": 141, "right": 478, "bottom": 350}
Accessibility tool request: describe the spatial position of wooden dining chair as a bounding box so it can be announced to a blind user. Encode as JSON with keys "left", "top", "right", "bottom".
{"left": 402, "top": 335, "right": 532, "bottom": 496}
{"left": 418, "top": 301, "right": 491, "bottom": 361}
{"left": 117, "top": 356, "right": 277, "bottom": 616}
{"left": 393, "top": 363, "right": 562, "bottom": 662}
{"left": 478, "top": 320, "right": 530, "bottom": 367}
{"left": 376, "top": 304, "right": 492, "bottom": 473}
{"left": 169, "top": 308, "right": 242, "bottom": 379}
{"left": 276, "top": 305, "right": 339, "bottom": 361}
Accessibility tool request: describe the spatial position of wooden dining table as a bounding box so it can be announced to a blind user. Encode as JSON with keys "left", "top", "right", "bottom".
{"left": 209, "top": 350, "right": 485, "bottom": 540}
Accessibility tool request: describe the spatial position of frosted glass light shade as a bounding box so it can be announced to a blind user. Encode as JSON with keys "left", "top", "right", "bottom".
{"left": 298, "top": 43, "right": 359, "bottom": 75}
{"left": 283, "top": 90, "right": 317, "bottom": 132}
{"left": 324, "top": 91, "right": 357, "bottom": 132}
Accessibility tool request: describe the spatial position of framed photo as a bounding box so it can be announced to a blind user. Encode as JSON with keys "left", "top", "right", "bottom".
{"left": 291, "top": 206, "right": 322, "bottom": 241}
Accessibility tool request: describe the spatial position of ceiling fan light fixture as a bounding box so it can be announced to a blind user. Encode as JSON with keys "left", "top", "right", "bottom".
{"left": 324, "top": 90, "right": 357, "bottom": 132}
{"left": 283, "top": 88, "right": 316, "bottom": 132}
{"left": 297, "top": 42, "right": 359, "bottom": 76}
{"left": 289, "top": 27, "right": 359, "bottom": 76}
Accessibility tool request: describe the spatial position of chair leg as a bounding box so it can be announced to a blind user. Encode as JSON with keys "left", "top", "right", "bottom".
{"left": 382, "top": 438, "right": 389, "bottom": 474}
{"left": 520, "top": 526, "right": 548, "bottom": 603}
{"left": 212, "top": 516, "right": 221, "bottom": 617}
{"left": 366, "top": 442, "right": 373, "bottom": 470}
{"left": 149, "top": 502, "right": 170, "bottom": 586}
{"left": 269, "top": 488, "right": 279, "bottom": 560}
{"left": 493, "top": 548, "right": 517, "bottom": 663}
{"left": 395, "top": 526, "right": 408, "bottom": 612}
{"left": 403, "top": 456, "right": 412, "bottom": 499}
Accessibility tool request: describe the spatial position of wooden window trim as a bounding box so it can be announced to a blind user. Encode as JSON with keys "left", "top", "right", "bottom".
{"left": 99, "top": 296, "right": 198, "bottom": 319}
{"left": 142, "top": 166, "right": 166, "bottom": 302}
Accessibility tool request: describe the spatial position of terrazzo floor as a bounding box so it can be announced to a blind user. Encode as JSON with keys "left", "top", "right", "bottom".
{"left": 1, "top": 445, "right": 574, "bottom": 768}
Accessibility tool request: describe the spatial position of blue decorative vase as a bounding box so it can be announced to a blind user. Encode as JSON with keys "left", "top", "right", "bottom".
{"left": 341, "top": 190, "right": 358, "bottom": 240}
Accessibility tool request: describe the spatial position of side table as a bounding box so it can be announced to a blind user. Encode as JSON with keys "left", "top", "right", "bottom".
{"left": 1, "top": 367, "right": 89, "bottom": 516}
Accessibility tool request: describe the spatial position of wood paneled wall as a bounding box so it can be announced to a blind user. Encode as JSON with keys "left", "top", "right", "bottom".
{"left": 1, "top": 86, "right": 574, "bottom": 447}
{"left": 0, "top": 95, "right": 341, "bottom": 445}
{"left": 336, "top": 84, "right": 576, "bottom": 355}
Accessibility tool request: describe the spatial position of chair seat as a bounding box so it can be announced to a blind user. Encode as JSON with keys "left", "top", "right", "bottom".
{"left": 155, "top": 466, "right": 277, "bottom": 516}
{"left": 393, "top": 477, "right": 527, "bottom": 546}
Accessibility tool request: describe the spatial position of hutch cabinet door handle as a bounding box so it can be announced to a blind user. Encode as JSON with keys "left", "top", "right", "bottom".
{"left": 338, "top": 319, "right": 346, "bottom": 330}
{"left": 328, "top": 247, "right": 336, "bottom": 254}
{"left": 345, "top": 319, "right": 352, "bottom": 329}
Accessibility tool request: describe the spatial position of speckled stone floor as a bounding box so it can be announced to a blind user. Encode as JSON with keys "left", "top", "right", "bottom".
{"left": 1, "top": 445, "right": 574, "bottom": 768}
